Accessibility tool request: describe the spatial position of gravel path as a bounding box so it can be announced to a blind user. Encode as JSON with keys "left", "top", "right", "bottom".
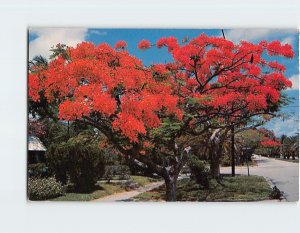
{"left": 93, "top": 181, "right": 165, "bottom": 202}
{"left": 221, "top": 155, "right": 299, "bottom": 201}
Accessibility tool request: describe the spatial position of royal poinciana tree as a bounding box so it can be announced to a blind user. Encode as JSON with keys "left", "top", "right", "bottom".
{"left": 29, "top": 34, "right": 293, "bottom": 201}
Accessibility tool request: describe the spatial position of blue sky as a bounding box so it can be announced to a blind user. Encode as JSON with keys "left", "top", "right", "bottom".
{"left": 29, "top": 28, "right": 299, "bottom": 137}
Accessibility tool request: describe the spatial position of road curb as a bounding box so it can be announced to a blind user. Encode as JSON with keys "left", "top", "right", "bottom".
{"left": 264, "top": 177, "right": 287, "bottom": 202}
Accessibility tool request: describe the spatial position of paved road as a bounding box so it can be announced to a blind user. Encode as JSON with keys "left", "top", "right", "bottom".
{"left": 221, "top": 155, "right": 299, "bottom": 201}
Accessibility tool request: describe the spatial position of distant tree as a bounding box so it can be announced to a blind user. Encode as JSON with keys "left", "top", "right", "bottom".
{"left": 280, "top": 134, "right": 299, "bottom": 159}
{"left": 28, "top": 119, "right": 46, "bottom": 138}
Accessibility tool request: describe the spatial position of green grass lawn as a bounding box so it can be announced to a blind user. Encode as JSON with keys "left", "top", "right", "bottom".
{"left": 50, "top": 175, "right": 159, "bottom": 201}
{"left": 133, "top": 175, "right": 273, "bottom": 202}
{"left": 130, "top": 175, "right": 160, "bottom": 186}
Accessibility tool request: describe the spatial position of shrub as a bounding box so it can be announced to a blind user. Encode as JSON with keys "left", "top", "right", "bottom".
{"left": 118, "top": 165, "right": 131, "bottom": 179}
{"left": 104, "top": 165, "right": 131, "bottom": 182}
{"left": 181, "top": 166, "right": 191, "bottom": 176}
{"left": 270, "top": 186, "right": 284, "bottom": 200}
{"left": 27, "top": 163, "right": 49, "bottom": 178}
{"left": 188, "top": 157, "right": 210, "bottom": 189}
{"left": 46, "top": 142, "right": 70, "bottom": 184}
{"left": 46, "top": 133, "right": 106, "bottom": 193}
{"left": 28, "top": 177, "right": 64, "bottom": 200}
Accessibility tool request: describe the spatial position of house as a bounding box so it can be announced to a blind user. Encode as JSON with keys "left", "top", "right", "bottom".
{"left": 28, "top": 136, "right": 47, "bottom": 164}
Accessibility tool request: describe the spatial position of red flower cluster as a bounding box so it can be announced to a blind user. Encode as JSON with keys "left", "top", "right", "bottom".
{"left": 261, "top": 139, "right": 281, "bottom": 147}
{"left": 29, "top": 33, "right": 294, "bottom": 143}
{"left": 114, "top": 40, "right": 127, "bottom": 50}
{"left": 28, "top": 73, "right": 42, "bottom": 102}
{"left": 59, "top": 99, "right": 90, "bottom": 121}
{"left": 138, "top": 39, "right": 151, "bottom": 50}
{"left": 267, "top": 41, "right": 294, "bottom": 58}
{"left": 268, "top": 61, "right": 286, "bottom": 72}
{"left": 156, "top": 37, "right": 179, "bottom": 52}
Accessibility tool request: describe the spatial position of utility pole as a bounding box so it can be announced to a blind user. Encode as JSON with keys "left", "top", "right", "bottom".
{"left": 231, "top": 124, "right": 235, "bottom": 177}
{"left": 67, "top": 120, "right": 70, "bottom": 138}
{"left": 246, "top": 152, "right": 250, "bottom": 176}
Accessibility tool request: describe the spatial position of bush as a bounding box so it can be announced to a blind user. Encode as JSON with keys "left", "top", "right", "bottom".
{"left": 46, "top": 133, "right": 106, "bottom": 192}
{"left": 28, "top": 177, "right": 64, "bottom": 200}
{"left": 181, "top": 166, "right": 191, "bottom": 176}
{"left": 188, "top": 157, "right": 210, "bottom": 189}
{"left": 46, "top": 142, "right": 70, "bottom": 184}
{"left": 28, "top": 163, "right": 49, "bottom": 178}
{"left": 270, "top": 186, "right": 284, "bottom": 200}
{"left": 104, "top": 165, "right": 131, "bottom": 182}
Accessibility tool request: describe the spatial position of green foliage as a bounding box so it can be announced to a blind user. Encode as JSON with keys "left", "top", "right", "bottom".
{"left": 49, "top": 43, "right": 70, "bottom": 60}
{"left": 46, "top": 142, "right": 69, "bottom": 184}
{"left": 236, "top": 129, "right": 263, "bottom": 149}
{"left": 281, "top": 134, "right": 299, "bottom": 159}
{"left": 269, "top": 186, "right": 284, "bottom": 200}
{"left": 28, "top": 177, "right": 64, "bottom": 200}
{"left": 40, "top": 120, "right": 70, "bottom": 147}
{"left": 27, "top": 163, "right": 49, "bottom": 178}
{"left": 46, "top": 133, "right": 106, "bottom": 192}
{"left": 152, "top": 118, "right": 183, "bottom": 141}
{"left": 29, "top": 55, "right": 48, "bottom": 71}
{"left": 104, "top": 165, "right": 131, "bottom": 182}
{"left": 188, "top": 156, "right": 210, "bottom": 189}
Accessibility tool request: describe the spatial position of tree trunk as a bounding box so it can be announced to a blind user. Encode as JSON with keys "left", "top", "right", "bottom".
{"left": 209, "top": 144, "right": 223, "bottom": 179}
{"left": 165, "top": 176, "right": 178, "bottom": 202}
{"left": 210, "top": 155, "right": 220, "bottom": 178}
{"left": 231, "top": 125, "right": 235, "bottom": 177}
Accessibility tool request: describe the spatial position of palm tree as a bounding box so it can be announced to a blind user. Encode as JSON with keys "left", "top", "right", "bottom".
{"left": 281, "top": 134, "right": 299, "bottom": 160}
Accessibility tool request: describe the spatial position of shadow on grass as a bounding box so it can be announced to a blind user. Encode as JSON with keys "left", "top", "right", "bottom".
{"left": 133, "top": 175, "right": 274, "bottom": 202}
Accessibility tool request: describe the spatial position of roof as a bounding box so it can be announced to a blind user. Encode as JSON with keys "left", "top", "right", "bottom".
{"left": 28, "top": 136, "right": 47, "bottom": 151}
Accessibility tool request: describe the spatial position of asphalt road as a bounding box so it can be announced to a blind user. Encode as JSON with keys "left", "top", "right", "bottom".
{"left": 221, "top": 155, "right": 299, "bottom": 201}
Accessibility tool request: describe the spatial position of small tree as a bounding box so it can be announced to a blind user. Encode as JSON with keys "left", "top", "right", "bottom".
{"left": 258, "top": 128, "right": 281, "bottom": 157}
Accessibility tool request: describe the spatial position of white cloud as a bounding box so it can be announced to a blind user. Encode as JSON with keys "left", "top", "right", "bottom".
{"left": 89, "top": 30, "right": 107, "bottom": 36}
{"left": 288, "top": 74, "right": 299, "bottom": 90}
{"left": 225, "top": 29, "right": 297, "bottom": 43}
{"left": 29, "top": 28, "right": 88, "bottom": 60}
{"left": 281, "top": 36, "right": 294, "bottom": 45}
{"left": 272, "top": 118, "right": 299, "bottom": 137}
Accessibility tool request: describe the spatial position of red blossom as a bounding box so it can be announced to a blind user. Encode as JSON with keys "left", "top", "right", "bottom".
{"left": 114, "top": 40, "right": 127, "bottom": 50}
{"left": 268, "top": 61, "right": 286, "bottom": 72}
{"left": 156, "top": 37, "right": 179, "bottom": 52}
{"left": 138, "top": 39, "right": 151, "bottom": 50}
{"left": 112, "top": 112, "right": 146, "bottom": 142}
{"left": 267, "top": 41, "right": 294, "bottom": 58}
{"left": 261, "top": 139, "right": 281, "bottom": 147}
{"left": 29, "top": 34, "right": 294, "bottom": 143}
{"left": 28, "top": 73, "right": 42, "bottom": 101}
